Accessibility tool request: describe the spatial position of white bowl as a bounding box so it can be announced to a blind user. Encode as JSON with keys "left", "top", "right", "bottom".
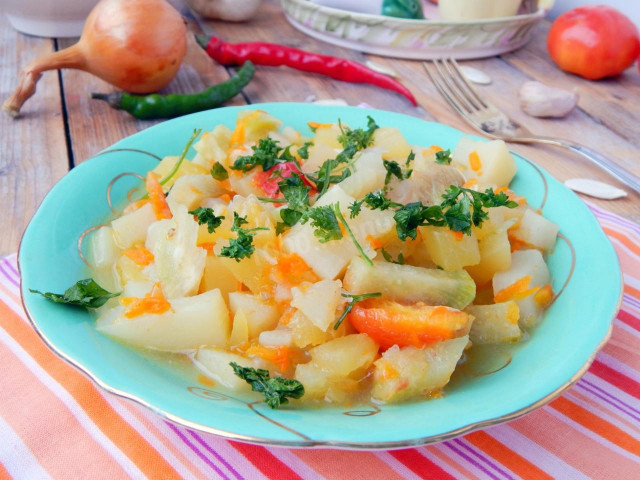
{"left": 3, "top": 0, "right": 99, "bottom": 38}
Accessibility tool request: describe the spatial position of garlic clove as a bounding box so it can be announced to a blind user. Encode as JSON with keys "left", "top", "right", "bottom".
{"left": 519, "top": 81, "right": 578, "bottom": 118}
{"left": 460, "top": 66, "right": 492, "bottom": 85}
{"left": 564, "top": 178, "right": 627, "bottom": 200}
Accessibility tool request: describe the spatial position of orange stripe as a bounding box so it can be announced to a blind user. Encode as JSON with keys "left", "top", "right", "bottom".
{"left": 0, "top": 461, "right": 12, "bottom": 480}
{"left": 0, "top": 335, "right": 128, "bottom": 478}
{"left": 550, "top": 396, "right": 640, "bottom": 456}
{"left": 0, "top": 302, "right": 183, "bottom": 479}
{"left": 426, "top": 446, "right": 481, "bottom": 480}
{"left": 121, "top": 401, "right": 206, "bottom": 479}
{"left": 602, "top": 227, "right": 640, "bottom": 256}
{"left": 569, "top": 390, "right": 640, "bottom": 436}
{"left": 464, "top": 431, "right": 553, "bottom": 480}
{"left": 511, "top": 408, "right": 640, "bottom": 478}
{"left": 602, "top": 342, "right": 640, "bottom": 370}
{"left": 624, "top": 283, "right": 640, "bottom": 300}
{"left": 294, "top": 449, "right": 405, "bottom": 479}
{"left": 0, "top": 280, "right": 20, "bottom": 305}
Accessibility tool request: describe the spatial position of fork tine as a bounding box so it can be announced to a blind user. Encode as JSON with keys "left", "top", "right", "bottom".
{"left": 440, "top": 58, "right": 485, "bottom": 112}
{"left": 448, "top": 58, "right": 489, "bottom": 109}
{"left": 423, "top": 62, "right": 471, "bottom": 117}
{"left": 431, "top": 59, "right": 477, "bottom": 114}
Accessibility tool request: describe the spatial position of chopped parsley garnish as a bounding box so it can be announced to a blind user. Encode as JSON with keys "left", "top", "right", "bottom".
{"left": 210, "top": 162, "right": 229, "bottom": 181}
{"left": 435, "top": 149, "right": 453, "bottom": 165}
{"left": 306, "top": 205, "right": 343, "bottom": 243}
{"left": 307, "top": 159, "right": 351, "bottom": 196}
{"left": 394, "top": 186, "right": 517, "bottom": 240}
{"left": 349, "top": 190, "right": 401, "bottom": 218}
{"left": 231, "top": 137, "right": 282, "bottom": 173}
{"left": 297, "top": 141, "right": 312, "bottom": 160}
{"left": 334, "top": 292, "right": 382, "bottom": 330}
{"left": 337, "top": 116, "right": 379, "bottom": 151}
{"left": 230, "top": 362, "right": 304, "bottom": 409}
{"left": 219, "top": 213, "right": 268, "bottom": 262}
{"left": 30, "top": 279, "right": 119, "bottom": 308}
{"left": 381, "top": 248, "right": 405, "bottom": 265}
{"left": 189, "top": 207, "right": 225, "bottom": 233}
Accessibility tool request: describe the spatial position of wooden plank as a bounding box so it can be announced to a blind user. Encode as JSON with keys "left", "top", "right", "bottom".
{"left": 0, "top": 20, "right": 68, "bottom": 255}
{"left": 204, "top": 0, "right": 422, "bottom": 117}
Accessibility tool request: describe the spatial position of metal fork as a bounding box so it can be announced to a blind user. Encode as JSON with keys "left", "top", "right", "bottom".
{"left": 424, "top": 58, "right": 640, "bottom": 194}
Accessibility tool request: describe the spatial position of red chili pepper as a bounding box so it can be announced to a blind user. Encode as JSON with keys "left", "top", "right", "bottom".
{"left": 196, "top": 35, "right": 418, "bottom": 106}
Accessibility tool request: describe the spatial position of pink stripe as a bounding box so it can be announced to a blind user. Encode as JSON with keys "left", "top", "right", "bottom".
{"left": 0, "top": 263, "right": 19, "bottom": 288}
{"left": 2, "top": 257, "right": 19, "bottom": 277}
{"left": 166, "top": 423, "right": 230, "bottom": 480}
{"left": 187, "top": 431, "right": 244, "bottom": 480}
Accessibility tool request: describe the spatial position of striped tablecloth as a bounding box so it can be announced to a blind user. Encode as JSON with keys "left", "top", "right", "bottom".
{"left": 1, "top": 203, "right": 638, "bottom": 480}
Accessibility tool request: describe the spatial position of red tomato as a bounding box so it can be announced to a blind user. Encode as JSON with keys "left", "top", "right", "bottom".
{"left": 547, "top": 6, "right": 640, "bottom": 80}
{"left": 253, "top": 162, "right": 315, "bottom": 198}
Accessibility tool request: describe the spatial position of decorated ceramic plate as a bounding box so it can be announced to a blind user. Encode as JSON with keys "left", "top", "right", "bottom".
{"left": 280, "top": 0, "right": 547, "bottom": 60}
{"left": 19, "top": 103, "right": 621, "bottom": 449}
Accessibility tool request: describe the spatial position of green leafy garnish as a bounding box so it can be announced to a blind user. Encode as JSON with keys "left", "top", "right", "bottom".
{"left": 383, "top": 159, "right": 412, "bottom": 186}
{"left": 231, "top": 137, "right": 282, "bottom": 173}
{"left": 307, "top": 159, "right": 351, "bottom": 196}
{"left": 189, "top": 207, "right": 225, "bottom": 234}
{"left": 349, "top": 190, "right": 401, "bottom": 218}
{"left": 210, "top": 162, "right": 229, "bottom": 181}
{"left": 394, "top": 186, "right": 517, "bottom": 240}
{"left": 219, "top": 213, "right": 268, "bottom": 262}
{"left": 334, "top": 292, "right": 382, "bottom": 330}
{"left": 229, "top": 362, "right": 304, "bottom": 409}
{"left": 381, "top": 248, "right": 405, "bottom": 265}
{"left": 160, "top": 129, "right": 202, "bottom": 186}
{"left": 435, "top": 149, "right": 453, "bottom": 165}
{"left": 337, "top": 116, "right": 379, "bottom": 151}
{"left": 297, "top": 141, "right": 312, "bottom": 160}
{"left": 30, "top": 279, "right": 119, "bottom": 308}
{"left": 306, "top": 205, "right": 343, "bottom": 243}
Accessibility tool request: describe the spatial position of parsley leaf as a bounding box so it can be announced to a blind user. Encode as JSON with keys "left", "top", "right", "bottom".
{"left": 349, "top": 190, "right": 401, "bottom": 218}
{"left": 231, "top": 137, "right": 283, "bottom": 173}
{"left": 210, "top": 162, "right": 229, "bottom": 181}
{"left": 337, "top": 116, "right": 379, "bottom": 151}
{"left": 30, "top": 279, "right": 119, "bottom": 308}
{"left": 334, "top": 292, "right": 382, "bottom": 330}
{"left": 305, "top": 205, "right": 343, "bottom": 243}
{"left": 383, "top": 159, "right": 412, "bottom": 186}
{"left": 189, "top": 207, "right": 225, "bottom": 234}
{"left": 219, "top": 213, "right": 268, "bottom": 262}
{"left": 230, "top": 362, "right": 304, "bottom": 409}
{"left": 394, "top": 203, "right": 444, "bottom": 241}
{"left": 381, "top": 248, "right": 404, "bottom": 265}
{"left": 435, "top": 149, "right": 453, "bottom": 165}
{"left": 297, "top": 141, "right": 312, "bottom": 160}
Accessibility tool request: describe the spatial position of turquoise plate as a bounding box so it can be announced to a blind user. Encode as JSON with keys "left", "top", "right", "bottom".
{"left": 19, "top": 103, "right": 622, "bottom": 449}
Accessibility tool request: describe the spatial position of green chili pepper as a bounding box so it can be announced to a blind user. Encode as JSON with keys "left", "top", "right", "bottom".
{"left": 91, "top": 61, "right": 255, "bottom": 120}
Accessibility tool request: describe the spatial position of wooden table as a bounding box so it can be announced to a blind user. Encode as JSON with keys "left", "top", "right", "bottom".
{"left": 1, "top": 0, "right": 639, "bottom": 256}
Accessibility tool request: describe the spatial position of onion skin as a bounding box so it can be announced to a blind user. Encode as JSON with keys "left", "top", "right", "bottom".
{"left": 3, "top": 0, "right": 187, "bottom": 117}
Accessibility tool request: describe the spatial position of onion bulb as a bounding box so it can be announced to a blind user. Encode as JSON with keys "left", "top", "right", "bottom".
{"left": 3, "top": 0, "right": 187, "bottom": 118}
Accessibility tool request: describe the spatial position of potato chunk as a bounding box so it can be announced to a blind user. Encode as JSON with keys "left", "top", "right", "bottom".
{"left": 195, "top": 347, "right": 258, "bottom": 392}
{"left": 344, "top": 257, "right": 476, "bottom": 310}
{"left": 228, "top": 292, "right": 279, "bottom": 339}
{"left": 294, "top": 334, "right": 378, "bottom": 400}
{"left": 371, "top": 336, "right": 468, "bottom": 403}
{"left": 111, "top": 203, "right": 156, "bottom": 249}
{"left": 465, "top": 228, "right": 512, "bottom": 286}
{"left": 421, "top": 226, "right": 480, "bottom": 271}
{"left": 509, "top": 209, "right": 559, "bottom": 252}
{"left": 167, "top": 174, "right": 224, "bottom": 211}
{"left": 96, "top": 289, "right": 230, "bottom": 351}
{"left": 466, "top": 302, "right": 521, "bottom": 344}
{"left": 337, "top": 148, "right": 387, "bottom": 199}
{"left": 291, "top": 280, "right": 342, "bottom": 331}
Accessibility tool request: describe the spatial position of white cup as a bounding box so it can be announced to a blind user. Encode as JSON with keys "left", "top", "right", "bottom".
{"left": 3, "top": 0, "right": 99, "bottom": 38}
{"left": 439, "top": 0, "right": 522, "bottom": 20}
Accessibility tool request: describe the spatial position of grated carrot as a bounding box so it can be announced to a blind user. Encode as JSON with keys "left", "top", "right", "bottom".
{"left": 197, "top": 374, "right": 215, "bottom": 387}
{"left": 246, "top": 344, "right": 291, "bottom": 373}
{"left": 534, "top": 284, "right": 554, "bottom": 308}
{"left": 197, "top": 242, "right": 215, "bottom": 253}
{"left": 469, "top": 151, "right": 482, "bottom": 172}
{"left": 378, "top": 361, "right": 400, "bottom": 381}
{"left": 121, "top": 283, "right": 171, "bottom": 318}
{"left": 462, "top": 178, "right": 478, "bottom": 189}
{"left": 308, "top": 121, "right": 333, "bottom": 130}
{"left": 279, "top": 307, "right": 296, "bottom": 326}
{"left": 430, "top": 145, "right": 444, "bottom": 152}
{"left": 493, "top": 275, "right": 538, "bottom": 303}
{"left": 122, "top": 245, "right": 154, "bottom": 266}
{"left": 273, "top": 253, "right": 317, "bottom": 286}
{"left": 366, "top": 235, "right": 384, "bottom": 250}
{"left": 145, "top": 172, "right": 172, "bottom": 220}
{"left": 451, "top": 231, "right": 464, "bottom": 242}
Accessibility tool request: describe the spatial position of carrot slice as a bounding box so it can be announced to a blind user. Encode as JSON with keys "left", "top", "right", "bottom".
{"left": 347, "top": 299, "right": 471, "bottom": 350}
{"left": 145, "top": 172, "right": 171, "bottom": 220}
{"left": 122, "top": 245, "right": 154, "bottom": 266}
{"left": 494, "top": 275, "right": 539, "bottom": 303}
{"left": 246, "top": 344, "right": 291, "bottom": 373}
{"left": 121, "top": 283, "right": 171, "bottom": 318}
